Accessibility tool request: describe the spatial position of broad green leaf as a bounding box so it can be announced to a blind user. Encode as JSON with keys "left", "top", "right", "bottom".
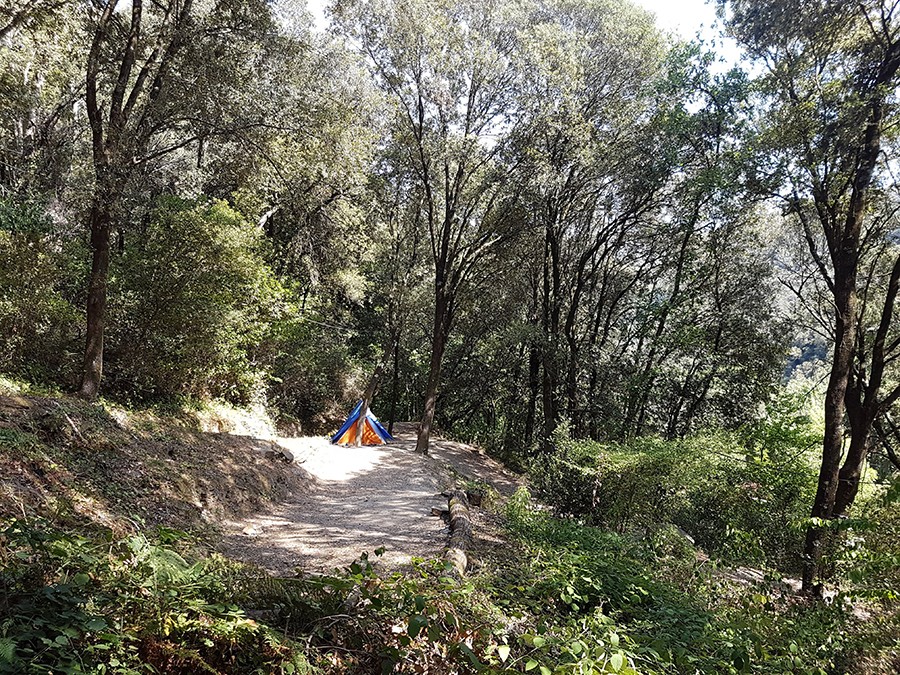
{"left": 610, "top": 653, "right": 624, "bottom": 672}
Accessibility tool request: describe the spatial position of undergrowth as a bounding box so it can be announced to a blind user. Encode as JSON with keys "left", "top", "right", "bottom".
{"left": 2, "top": 489, "right": 898, "bottom": 674}
{"left": 0, "top": 521, "right": 311, "bottom": 674}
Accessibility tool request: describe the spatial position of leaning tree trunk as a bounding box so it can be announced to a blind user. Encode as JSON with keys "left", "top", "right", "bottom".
{"left": 355, "top": 361, "right": 385, "bottom": 447}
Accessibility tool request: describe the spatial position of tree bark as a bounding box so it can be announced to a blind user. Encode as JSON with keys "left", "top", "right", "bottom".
{"left": 801, "top": 301, "right": 855, "bottom": 591}
{"left": 355, "top": 362, "right": 385, "bottom": 447}
{"left": 387, "top": 336, "right": 400, "bottom": 436}
{"left": 524, "top": 342, "right": 540, "bottom": 449}
{"left": 78, "top": 199, "right": 113, "bottom": 398}
{"left": 416, "top": 292, "right": 451, "bottom": 454}
{"left": 832, "top": 253, "right": 900, "bottom": 515}
{"left": 801, "top": 116, "right": 874, "bottom": 591}
{"left": 540, "top": 210, "right": 562, "bottom": 450}
{"left": 444, "top": 488, "right": 472, "bottom": 576}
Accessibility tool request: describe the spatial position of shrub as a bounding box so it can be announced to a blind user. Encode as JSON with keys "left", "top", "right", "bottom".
{"left": 501, "top": 488, "right": 855, "bottom": 675}
{"left": 0, "top": 520, "right": 310, "bottom": 674}
{"left": 531, "top": 420, "right": 817, "bottom": 570}
{"left": 0, "top": 200, "right": 81, "bottom": 385}
{"left": 266, "top": 307, "right": 356, "bottom": 431}
{"left": 106, "top": 197, "right": 283, "bottom": 403}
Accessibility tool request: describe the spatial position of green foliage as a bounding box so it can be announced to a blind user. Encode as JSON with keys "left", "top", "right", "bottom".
{"left": 266, "top": 306, "right": 356, "bottom": 430}
{"left": 529, "top": 421, "right": 606, "bottom": 517}
{"left": 498, "top": 488, "right": 898, "bottom": 675}
{"left": 532, "top": 413, "right": 818, "bottom": 570}
{"left": 107, "top": 197, "right": 282, "bottom": 403}
{"left": 0, "top": 200, "right": 81, "bottom": 384}
{"left": 0, "top": 520, "right": 310, "bottom": 674}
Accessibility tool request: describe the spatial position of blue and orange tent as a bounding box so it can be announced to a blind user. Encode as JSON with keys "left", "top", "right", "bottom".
{"left": 331, "top": 401, "right": 394, "bottom": 446}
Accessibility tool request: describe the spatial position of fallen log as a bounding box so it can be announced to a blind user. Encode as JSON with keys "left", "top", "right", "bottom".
{"left": 444, "top": 489, "right": 472, "bottom": 576}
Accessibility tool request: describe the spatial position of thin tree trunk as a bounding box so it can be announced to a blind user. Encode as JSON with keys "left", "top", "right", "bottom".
{"left": 540, "top": 213, "right": 562, "bottom": 450}
{"left": 627, "top": 222, "right": 693, "bottom": 437}
{"left": 524, "top": 343, "right": 540, "bottom": 448}
{"left": 501, "top": 344, "right": 526, "bottom": 457}
{"left": 388, "top": 336, "right": 400, "bottom": 436}
{"left": 832, "top": 427, "right": 871, "bottom": 516}
{"left": 355, "top": 362, "right": 385, "bottom": 446}
{"left": 565, "top": 336, "right": 579, "bottom": 434}
{"left": 541, "top": 348, "right": 558, "bottom": 449}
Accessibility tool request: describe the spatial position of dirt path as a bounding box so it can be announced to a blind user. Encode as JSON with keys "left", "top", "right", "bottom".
{"left": 219, "top": 423, "right": 523, "bottom": 576}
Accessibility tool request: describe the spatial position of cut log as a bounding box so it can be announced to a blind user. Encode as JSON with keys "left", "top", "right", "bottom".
{"left": 444, "top": 489, "right": 472, "bottom": 576}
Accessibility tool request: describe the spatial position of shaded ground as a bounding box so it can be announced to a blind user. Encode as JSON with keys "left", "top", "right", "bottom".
{"left": 220, "top": 423, "right": 524, "bottom": 576}
{"left": 0, "top": 393, "right": 304, "bottom": 532}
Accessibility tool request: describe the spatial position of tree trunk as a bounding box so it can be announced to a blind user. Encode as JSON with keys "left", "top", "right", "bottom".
{"left": 801, "top": 257, "right": 858, "bottom": 592}
{"left": 355, "top": 362, "right": 385, "bottom": 447}
{"left": 416, "top": 292, "right": 451, "bottom": 454}
{"left": 78, "top": 199, "right": 113, "bottom": 399}
{"left": 444, "top": 489, "right": 472, "bottom": 576}
{"left": 541, "top": 348, "right": 558, "bottom": 449}
{"left": 832, "top": 426, "right": 871, "bottom": 517}
{"left": 388, "top": 337, "right": 400, "bottom": 436}
{"left": 834, "top": 253, "right": 900, "bottom": 515}
{"left": 524, "top": 343, "right": 540, "bottom": 449}
{"left": 565, "top": 334, "right": 579, "bottom": 435}
{"left": 540, "top": 207, "right": 562, "bottom": 451}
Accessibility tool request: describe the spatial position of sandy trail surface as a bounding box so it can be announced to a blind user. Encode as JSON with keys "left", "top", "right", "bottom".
{"left": 219, "top": 423, "right": 523, "bottom": 576}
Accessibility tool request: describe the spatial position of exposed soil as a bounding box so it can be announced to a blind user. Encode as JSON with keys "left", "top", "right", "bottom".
{"left": 0, "top": 393, "right": 306, "bottom": 533}
{"left": 220, "top": 423, "right": 524, "bottom": 576}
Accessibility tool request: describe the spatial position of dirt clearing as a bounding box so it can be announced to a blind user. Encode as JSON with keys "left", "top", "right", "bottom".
{"left": 220, "top": 423, "right": 523, "bottom": 576}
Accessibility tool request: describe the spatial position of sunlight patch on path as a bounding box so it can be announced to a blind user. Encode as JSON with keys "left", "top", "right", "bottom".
{"left": 277, "top": 436, "right": 389, "bottom": 482}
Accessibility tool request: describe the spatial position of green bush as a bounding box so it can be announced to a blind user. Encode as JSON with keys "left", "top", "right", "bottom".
{"left": 500, "top": 488, "right": 862, "bottom": 675}
{"left": 531, "top": 418, "right": 817, "bottom": 570}
{"left": 529, "top": 421, "right": 606, "bottom": 518}
{"left": 0, "top": 200, "right": 81, "bottom": 385}
{"left": 266, "top": 306, "right": 356, "bottom": 431}
{"left": 106, "top": 197, "right": 283, "bottom": 403}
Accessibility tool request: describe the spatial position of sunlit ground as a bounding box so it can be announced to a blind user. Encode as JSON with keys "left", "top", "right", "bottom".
{"left": 276, "top": 435, "right": 390, "bottom": 482}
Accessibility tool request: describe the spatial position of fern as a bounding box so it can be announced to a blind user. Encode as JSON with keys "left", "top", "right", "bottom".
{"left": 0, "top": 638, "right": 17, "bottom": 664}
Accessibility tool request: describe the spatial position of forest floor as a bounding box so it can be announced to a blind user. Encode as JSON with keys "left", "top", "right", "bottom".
{"left": 220, "top": 422, "right": 524, "bottom": 575}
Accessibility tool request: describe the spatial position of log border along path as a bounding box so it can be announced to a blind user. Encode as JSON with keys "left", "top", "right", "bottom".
{"left": 219, "top": 422, "right": 523, "bottom": 576}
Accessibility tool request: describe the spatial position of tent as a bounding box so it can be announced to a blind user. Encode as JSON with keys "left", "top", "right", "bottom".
{"left": 331, "top": 400, "right": 394, "bottom": 446}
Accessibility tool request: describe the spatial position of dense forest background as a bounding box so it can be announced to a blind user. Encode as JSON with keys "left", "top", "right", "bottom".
{"left": 2, "top": 0, "right": 900, "bottom": 672}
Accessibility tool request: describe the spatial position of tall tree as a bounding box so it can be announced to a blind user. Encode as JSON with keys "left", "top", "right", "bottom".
{"left": 513, "top": 0, "right": 666, "bottom": 447}
{"left": 78, "top": 0, "right": 278, "bottom": 398}
{"left": 336, "top": 0, "right": 524, "bottom": 453}
{"left": 723, "top": 0, "right": 900, "bottom": 591}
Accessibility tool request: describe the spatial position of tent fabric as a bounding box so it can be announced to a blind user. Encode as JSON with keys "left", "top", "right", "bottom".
{"left": 331, "top": 401, "right": 394, "bottom": 446}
